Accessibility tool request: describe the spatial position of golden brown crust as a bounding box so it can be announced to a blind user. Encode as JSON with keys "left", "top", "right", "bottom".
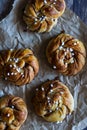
{"left": 0, "top": 95, "right": 28, "bottom": 130}
{"left": 23, "top": 0, "right": 66, "bottom": 33}
{"left": 46, "top": 33, "right": 86, "bottom": 76}
{"left": 32, "top": 79, "right": 74, "bottom": 122}
{"left": 0, "top": 48, "right": 39, "bottom": 86}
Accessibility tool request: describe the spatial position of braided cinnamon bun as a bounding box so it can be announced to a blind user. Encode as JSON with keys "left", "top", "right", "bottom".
{"left": 0, "top": 95, "right": 28, "bottom": 130}
{"left": 0, "top": 48, "right": 39, "bottom": 86}
{"left": 33, "top": 79, "right": 74, "bottom": 122}
{"left": 46, "top": 33, "right": 86, "bottom": 76}
{"left": 23, "top": 0, "right": 66, "bottom": 33}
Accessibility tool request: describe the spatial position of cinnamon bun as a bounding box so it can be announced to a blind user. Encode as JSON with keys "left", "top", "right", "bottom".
{"left": 23, "top": 0, "right": 66, "bottom": 33}
{"left": 0, "top": 95, "right": 28, "bottom": 130}
{"left": 46, "top": 33, "right": 86, "bottom": 75}
{"left": 0, "top": 48, "right": 39, "bottom": 86}
{"left": 32, "top": 79, "right": 74, "bottom": 122}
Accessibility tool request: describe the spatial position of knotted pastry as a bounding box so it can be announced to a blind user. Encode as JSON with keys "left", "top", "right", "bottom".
{"left": 46, "top": 33, "right": 86, "bottom": 75}
{"left": 23, "top": 0, "right": 66, "bottom": 33}
{"left": 32, "top": 79, "right": 74, "bottom": 122}
{"left": 0, "top": 95, "right": 28, "bottom": 130}
{"left": 0, "top": 48, "right": 39, "bottom": 86}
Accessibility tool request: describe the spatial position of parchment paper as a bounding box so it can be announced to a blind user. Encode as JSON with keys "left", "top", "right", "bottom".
{"left": 0, "top": 0, "right": 87, "bottom": 130}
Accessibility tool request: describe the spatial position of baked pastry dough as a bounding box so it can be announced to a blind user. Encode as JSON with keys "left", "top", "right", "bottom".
{"left": 0, "top": 95, "right": 28, "bottom": 130}
{"left": 0, "top": 48, "right": 39, "bottom": 86}
{"left": 46, "top": 33, "right": 86, "bottom": 75}
{"left": 32, "top": 79, "right": 74, "bottom": 122}
{"left": 23, "top": 0, "right": 66, "bottom": 33}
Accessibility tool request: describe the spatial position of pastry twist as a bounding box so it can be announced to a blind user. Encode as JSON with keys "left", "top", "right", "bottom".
{"left": 23, "top": 0, "right": 66, "bottom": 33}
{"left": 0, "top": 48, "right": 39, "bottom": 86}
{"left": 46, "top": 33, "right": 86, "bottom": 75}
{"left": 0, "top": 95, "right": 28, "bottom": 130}
{"left": 33, "top": 79, "right": 74, "bottom": 122}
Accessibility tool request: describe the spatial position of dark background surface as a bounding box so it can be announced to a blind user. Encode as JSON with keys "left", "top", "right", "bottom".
{"left": 65, "top": 0, "right": 87, "bottom": 25}
{"left": 66, "top": 1, "right": 87, "bottom": 130}
{"left": 0, "top": 0, "right": 14, "bottom": 21}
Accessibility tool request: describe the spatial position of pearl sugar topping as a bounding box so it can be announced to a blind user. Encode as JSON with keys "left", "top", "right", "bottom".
{"left": 10, "top": 64, "right": 12, "bottom": 68}
{"left": 6, "top": 62, "right": 24, "bottom": 78}
{"left": 74, "top": 42, "right": 77, "bottom": 45}
{"left": 47, "top": 97, "right": 50, "bottom": 100}
{"left": 41, "top": 87, "right": 44, "bottom": 91}
{"left": 58, "top": 40, "right": 75, "bottom": 64}
{"left": 53, "top": 66, "right": 57, "bottom": 69}
{"left": 36, "top": 88, "right": 39, "bottom": 91}
{"left": 56, "top": 107, "right": 59, "bottom": 110}
{"left": 50, "top": 89, "right": 53, "bottom": 92}
{"left": 44, "top": 0, "right": 47, "bottom": 4}
{"left": 7, "top": 73, "right": 10, "bottom": 76}
{"left": 9, "top": 58, "right": 19, "bottom": 63}
{"left": 5, "top": 77, "right": 8, "bottom": 80}
{"left": 7, "top": 113, "right": 10, "bottom": 117}
{"left": 11, "top": 105, "right": 14, "bottom": 109}
{"left": 60, "top": 91, "right": 64, "bottom": 95}
{"left": 50, "top": 84, "right": 53, "bottom": 87}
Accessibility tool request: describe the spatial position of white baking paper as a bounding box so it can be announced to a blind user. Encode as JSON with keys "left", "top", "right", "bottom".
{"left": 0, "top": 0, "right": 87, "bottom": 130}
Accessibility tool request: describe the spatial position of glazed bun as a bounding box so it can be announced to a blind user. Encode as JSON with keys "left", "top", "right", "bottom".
{"left": 46, "top": 33, "right": 86, "bottom": 75}
{"left": 23, "top": 0, "right": 66, "bottom": 33}
{"left": 0, "top": 48, "right": 39, "bottom": 86}
{"left": 0, "top": 95, "right": 28, "bottom": 130}
{"left": 33, "top": 79, "right": 74, "bottom": 122}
